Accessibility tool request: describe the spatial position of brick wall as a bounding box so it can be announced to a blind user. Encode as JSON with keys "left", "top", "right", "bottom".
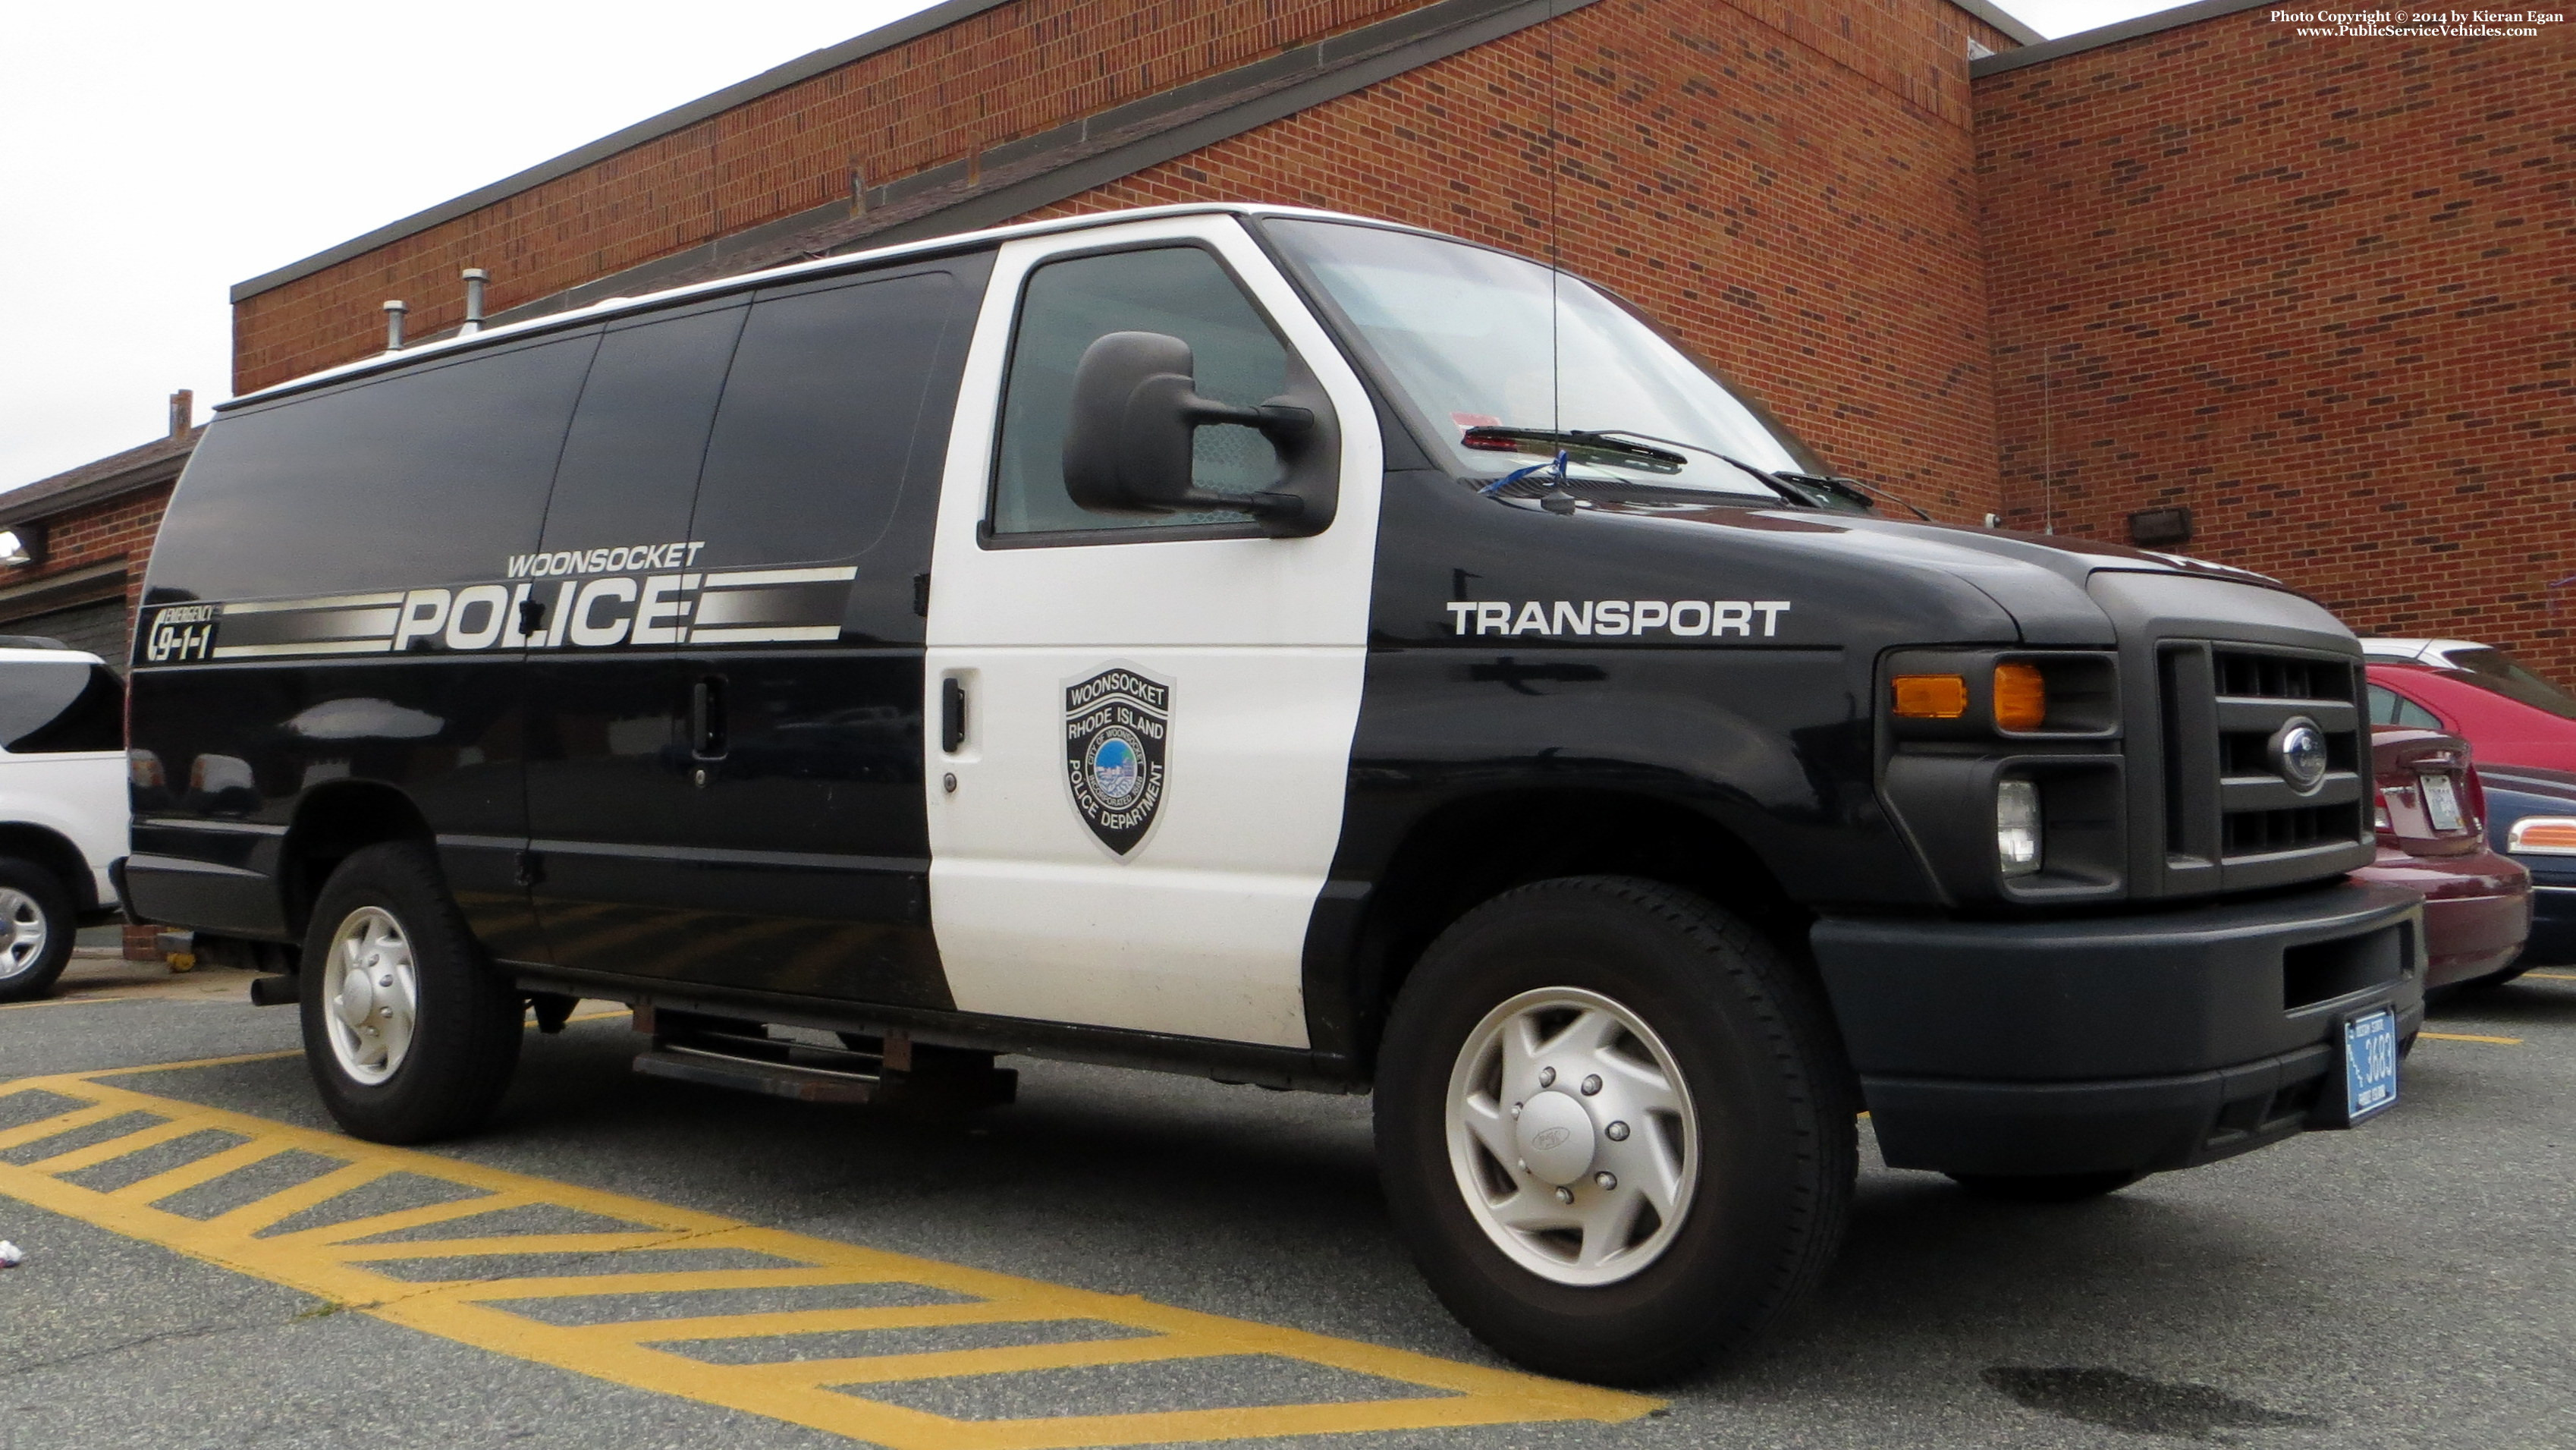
{"left": 1978, "top": 19, "right": 2576, "bottom": 681}
{"left": 232, "top": 0, "right": 1436, "bottom": 394}
{"left": 2, "top": 483, "right": 176, "bottom": 646}
{"left": 1016, "top": 0, "right": 2006, "bottom": 515}
{"left": 234, "top": 0, "right": 2009, "bottom": 519}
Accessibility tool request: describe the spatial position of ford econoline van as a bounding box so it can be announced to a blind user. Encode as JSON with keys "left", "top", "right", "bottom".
{"left": 125, "top": 206, "right": 2421, "bottom": 1382}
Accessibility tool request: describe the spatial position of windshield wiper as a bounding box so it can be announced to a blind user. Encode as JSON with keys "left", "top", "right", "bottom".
{"left": 1459, "top": 426, "right": 1688, "bottom": 476}
{"left": 1776, "top": 470, "right": 1934, "bottom": 521}
{"left": 1459, "top": 423, "right": 1886, "bottom": 515}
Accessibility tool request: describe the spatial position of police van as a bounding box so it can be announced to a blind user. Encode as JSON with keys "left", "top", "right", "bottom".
{"left": 125, "top": 205, "right": 2420, "bottom": 1382}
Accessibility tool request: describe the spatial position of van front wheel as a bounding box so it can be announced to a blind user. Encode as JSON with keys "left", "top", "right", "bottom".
{"left": 1374, "top": 876, "right": 1855, "bottom": 1385}
{"left": 300, "top": 843, "right": 522, "bottom": 1143}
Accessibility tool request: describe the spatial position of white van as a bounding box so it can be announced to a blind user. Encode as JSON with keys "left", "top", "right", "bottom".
{"left": 0, "top": 638, "right": 127, "bottom": 1000}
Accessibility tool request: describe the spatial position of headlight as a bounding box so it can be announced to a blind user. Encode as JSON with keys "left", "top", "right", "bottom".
{"left": 2507, "top": 816, "right": 2576, "bottom": 855}
{"left": 1997, "top": 778, "right": 2041, "bottom": 876}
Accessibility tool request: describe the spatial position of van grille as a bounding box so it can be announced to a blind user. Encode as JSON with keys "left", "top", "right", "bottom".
{"left": 2158, "top": 643, "right": 2368, "bottom": 885}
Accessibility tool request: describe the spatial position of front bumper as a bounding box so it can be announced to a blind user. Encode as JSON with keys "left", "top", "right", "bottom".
{"left": 1812, "top": 879, "right": 2424, "bottom": 1177}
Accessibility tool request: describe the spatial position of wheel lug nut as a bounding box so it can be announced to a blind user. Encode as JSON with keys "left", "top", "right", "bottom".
{"left": 1554, "top": 1186, "right": 1575, "bottom": 1205}
{"left": 1510, "top": 1102, "right": 1523, "bottom": 1118}
{"left": 1517, "top": 1159, "right": 1529, "bottom": 1174}
{"left": 1581, "top": 1074, "right": 1602, "bottom": 1096}
{"left": 1595, "top": 1171, "right": 1618, "bottom": 1191}
{"left": 1606, "top": 1121, "right": 1630, "bottom": 1141}
{"left": 1538, "top": 1067, "right": 1556, "bottom": 1088}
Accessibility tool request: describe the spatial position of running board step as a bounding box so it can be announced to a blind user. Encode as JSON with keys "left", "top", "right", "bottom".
{"left": 631, "top": 1018, "right": 1016, "bottom": 1111}
{"left": 633, "top": 1043, "right": 892, "bottom": 1104}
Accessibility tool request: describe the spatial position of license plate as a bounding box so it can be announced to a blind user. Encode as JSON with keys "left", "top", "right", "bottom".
{"left": 2421, "top": 772, "right": 2463, "bottom": 832}
{"left": 2344, "top": 1009, "right": 2399, "bottom": 1122}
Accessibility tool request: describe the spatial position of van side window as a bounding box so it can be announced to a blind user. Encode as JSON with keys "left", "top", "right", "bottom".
{"left": 148, "top": 335, "right": 598, "bottom": 602}
{"left": 990, "top": 247, "right": 1290, "bottom": 539}
{"left": 543, "top": 305, "right": 746, "bottom": 552}
{"left": 0, "top": 662, "right": 122, "bottom": 753}
{"left": 690, "top": 272, "right": 960, "bottom": 571}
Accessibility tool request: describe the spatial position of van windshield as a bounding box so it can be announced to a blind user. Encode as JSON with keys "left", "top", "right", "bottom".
{"left": 1262, "top": 219, "right": 1818, "bottom": 499}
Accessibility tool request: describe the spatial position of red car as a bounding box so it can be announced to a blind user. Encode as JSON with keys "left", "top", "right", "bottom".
{"left": 2355, "top": 725, "right": 2530, "bottom": 996}
{"left": 2364, "top": 637, "right": 2576, "bottom": 773}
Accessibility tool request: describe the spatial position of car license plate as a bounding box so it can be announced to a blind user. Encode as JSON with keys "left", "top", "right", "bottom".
{"left": 2421, "top": 772, "right": 2463, "bottom": 832}
{"left": 2344, "top": 1009, "right": 2399, "bottom": 1123}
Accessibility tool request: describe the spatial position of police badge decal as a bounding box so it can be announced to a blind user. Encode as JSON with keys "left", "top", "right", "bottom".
{"left": 1063, "top": 666, "right": 1171, "bottom": 856}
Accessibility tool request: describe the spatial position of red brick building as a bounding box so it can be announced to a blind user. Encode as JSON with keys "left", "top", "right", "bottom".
{"left": 8, "top": 0, "right": 2570, "bottom": 679}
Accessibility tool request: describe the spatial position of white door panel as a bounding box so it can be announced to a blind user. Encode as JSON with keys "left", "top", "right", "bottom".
{"left": 925, "top": 215, "right": 1383, "bottom": 1047}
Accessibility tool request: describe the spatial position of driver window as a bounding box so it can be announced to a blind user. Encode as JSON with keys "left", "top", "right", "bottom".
{"left": 991, "top": 247, "right": 1289, "bottom": 538}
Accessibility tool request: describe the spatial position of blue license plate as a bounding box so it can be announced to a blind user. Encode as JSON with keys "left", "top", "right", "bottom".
{"left": 2345, "top": 1009, "right": 2399, "bottom": 1122}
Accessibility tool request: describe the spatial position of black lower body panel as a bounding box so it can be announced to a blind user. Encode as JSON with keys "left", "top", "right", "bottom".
{"left": 1813, "top": 879, "right": 2427, "bottom": 1177}
{"left": 510, "top": 960, "right": 1367, "bottom": 1094}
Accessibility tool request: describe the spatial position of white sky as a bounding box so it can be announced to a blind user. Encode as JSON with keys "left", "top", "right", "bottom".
{"left": 0, "top": 0, "right": 2170, "bottom": 490}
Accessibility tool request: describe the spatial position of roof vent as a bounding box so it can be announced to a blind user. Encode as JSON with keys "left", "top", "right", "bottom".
{"left": 383, "top": 299, "right": 407, "bottom": 352}
{"left": 460, "top": 268, "right": 488, "bottom": 335}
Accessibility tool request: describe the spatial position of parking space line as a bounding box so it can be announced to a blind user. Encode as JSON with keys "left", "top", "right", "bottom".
{"left": 2524, "top": 970, "right": 2576, "bottom": 982}
{"left": 0, "top": 1070, "right": 1657, "bottom": 1447}
{"left": 2418, "top": 1031, "right": 2523, "bottom": 1045}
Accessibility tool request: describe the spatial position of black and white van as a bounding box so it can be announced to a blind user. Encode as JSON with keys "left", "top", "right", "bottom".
{"left": 126, "top": 205, "right": 2421, "bottom": 1382}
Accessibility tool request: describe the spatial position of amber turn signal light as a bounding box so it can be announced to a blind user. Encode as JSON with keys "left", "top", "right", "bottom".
{"left": 1891, "top": 674, "right": 1969, "bottom": 719}
{"left": 1993, "top": 662, "right": 2047, "bottom": 731}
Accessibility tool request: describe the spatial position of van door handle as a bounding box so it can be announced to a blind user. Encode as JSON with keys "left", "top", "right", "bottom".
{"left": 941, "top": 677, "right": 966, "bottom": 753}
{"left": 690, "top": 675, "right": 727, "bottom": 761}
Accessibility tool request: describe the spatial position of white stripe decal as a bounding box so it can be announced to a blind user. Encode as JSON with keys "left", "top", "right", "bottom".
{"left": 699, "top": 566, "right": 860, "bottom": 588}
{"left": 680, "top": 624, "right": 844, "bottom": 644}
{"left": 219, "top": 592, "right": 407, "bottom": 614}
{"left": 209, "top": 639, "right": 396, "bottom": 659}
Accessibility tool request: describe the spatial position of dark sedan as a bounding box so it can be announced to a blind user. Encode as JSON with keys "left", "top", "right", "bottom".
{"left": 2476, "top": 761, "right": 2576, "bottom": 972}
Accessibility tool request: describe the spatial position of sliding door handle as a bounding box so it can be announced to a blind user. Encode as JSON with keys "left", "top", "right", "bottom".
{"left": 690, "top": 675, "right": 727, "bottom": 760}
{"left": 941, "top": 676, "right": 967, "bottom": 753}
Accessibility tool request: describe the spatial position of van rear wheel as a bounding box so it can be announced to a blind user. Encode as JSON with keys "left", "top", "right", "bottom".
{"left": 300, "top": 843, "right": 523, "bottom": 1143}
{"left": 0, "top": 858, "right": 74, "bottom": 1003}
{"left": 1374, "top": 876, "right": 1855, "bottom": 1385}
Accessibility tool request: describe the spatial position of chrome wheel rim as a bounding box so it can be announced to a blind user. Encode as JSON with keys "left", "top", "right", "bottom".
{"left": 321, "top": 906, "right": 418, "bottom": 1085}
{"left": 0, "top": 888, "right": 47, "bottom": 981}
{"left": 1444, "top": 986, "right": 1698, "bottom": 1287}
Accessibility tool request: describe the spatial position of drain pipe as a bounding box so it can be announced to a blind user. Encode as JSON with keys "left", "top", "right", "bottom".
{"left": 460, "top": 268, "right": 488, "bottom": 335}
{"left": 382, "top": 299, "right": 408, "bottom": 351}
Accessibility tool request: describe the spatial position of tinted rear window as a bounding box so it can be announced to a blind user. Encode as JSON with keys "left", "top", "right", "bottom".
{"left": 149, "top": 334, "right": 599, "bottom": 602}
{"left": 542, "top": 304, "right": 746, "bottom": 553}
{"left": 689, "top": 271, "right": 961, "bottom": 570}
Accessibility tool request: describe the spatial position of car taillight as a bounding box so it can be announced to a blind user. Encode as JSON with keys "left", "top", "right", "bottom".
{"left": 2507, "top": 816, "right": 2576, "bottom": 855}
{"left": 2461, "top": 766, "right": 2487, "bottom": 833}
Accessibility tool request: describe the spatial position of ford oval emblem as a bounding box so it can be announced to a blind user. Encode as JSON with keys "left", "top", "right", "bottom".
{"left": 2269, "top": 716, "right": 2330, "bottom": 794}
{"left": 1531, "top": 1127, "right": 1572, "bottom": 1152}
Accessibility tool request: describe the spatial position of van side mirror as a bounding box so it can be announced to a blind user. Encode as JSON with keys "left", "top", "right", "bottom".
{"left": 1061, "top": 331, "right": 1337, "bottom": 536}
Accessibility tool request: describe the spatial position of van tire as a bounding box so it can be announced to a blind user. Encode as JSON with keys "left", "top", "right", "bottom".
{"left": 300, "top": 843, "right": 522, "bottom": 1143}
{"left": 1373, "top": 876, "right": 1856, "bottom": 1386}
{"left": 0, "top": 857, "right": 76, "bottom": 1003}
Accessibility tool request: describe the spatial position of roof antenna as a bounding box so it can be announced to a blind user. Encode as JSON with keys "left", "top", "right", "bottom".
{"left": 460, "top": 268, "right": 488, "bottom": 335}
{"left": 382, "top": 299, "right": 408, "bottom": 352}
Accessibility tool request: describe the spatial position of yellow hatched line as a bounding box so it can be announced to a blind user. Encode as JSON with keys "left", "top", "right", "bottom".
{"left": 0, "top": 1072, "right": 1656, "bottom": 1448}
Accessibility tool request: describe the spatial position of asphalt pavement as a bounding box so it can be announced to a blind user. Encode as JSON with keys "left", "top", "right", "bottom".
{"left": 2, "top": 951, "right": 2569, "bottom": 1450}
